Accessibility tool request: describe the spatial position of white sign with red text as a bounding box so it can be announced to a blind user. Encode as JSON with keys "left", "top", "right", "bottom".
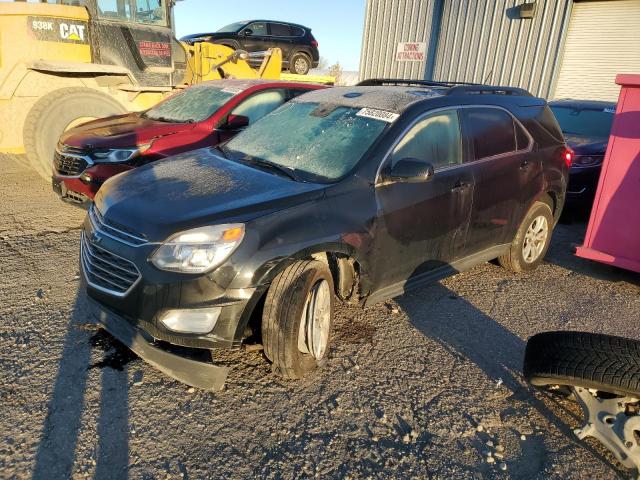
{"left": 396, "top": 42, "right": 427, "bottom": 62}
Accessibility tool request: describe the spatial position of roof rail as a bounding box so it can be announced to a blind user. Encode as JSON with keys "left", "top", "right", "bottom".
{"left": 356, "top": 78, "right": 477, "bottom": 88}
{"left": 446, "top": 85, "right": 533, "bottom": 97}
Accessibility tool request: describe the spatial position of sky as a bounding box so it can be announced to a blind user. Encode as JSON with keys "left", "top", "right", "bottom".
{"left": 173, "top": 0, "right": 365, "bottom": 71}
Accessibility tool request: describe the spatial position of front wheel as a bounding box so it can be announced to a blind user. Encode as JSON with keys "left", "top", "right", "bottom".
{"left": 498, "top": 201, "right": 554, "bottom": 273}
{"left": 262, "top": 260, "right": 334, "bottom": 379}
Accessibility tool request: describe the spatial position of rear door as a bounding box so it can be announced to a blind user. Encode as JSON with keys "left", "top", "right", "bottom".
{"left": 268, "top": 22, "right": 295, "bottom": 60}
{"left": 370, "top": 109, "right": 474, "bottom": 292}
{"left": 460, "top": 107, "right": 539, "bottom": 254}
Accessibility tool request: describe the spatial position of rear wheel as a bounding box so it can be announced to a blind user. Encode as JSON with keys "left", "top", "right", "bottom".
{"left": 23, "top": 88, "right": 125, "bottom": 180}
{"left": 498, "top": 201, "right": 554, "bottom": 273}
{"left": 262, "top": 260, "right": 334, "bottom": 379}
{"left": 289, "top": 52, "right": 311, "bottom": 75}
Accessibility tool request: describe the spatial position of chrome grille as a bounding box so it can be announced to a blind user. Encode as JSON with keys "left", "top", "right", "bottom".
{"left": 53, "top": 150, "right": 89, "bottom": 176}
{"left": 89, "top": 205, "right": 148, "bottom": 247}
{"left": 81, "top": 231, "right": 141, "bottom": 297}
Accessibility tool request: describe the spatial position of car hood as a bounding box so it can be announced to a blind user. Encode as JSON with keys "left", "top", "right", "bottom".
{"left": 564, "top": 133, "right": 609, "bottom": 156}
{"left": 59, "top": 113, "right": 196, "bottom": 149}
{"left": 94, "top": 148, "right": 326, "bottom": 242}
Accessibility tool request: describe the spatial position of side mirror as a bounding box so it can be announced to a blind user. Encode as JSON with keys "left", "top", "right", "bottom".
{"left": 242, "top": 28, "right": 253, "bottom": 36}
{"left": 223, "top": 114, "right": 249, "bottom": 130}
{"left": 381, "top": 157, "right": 435, "bottom": 184}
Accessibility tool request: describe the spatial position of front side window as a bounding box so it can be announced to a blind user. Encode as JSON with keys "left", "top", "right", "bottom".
{"left": 143, "top": 86, "right": 235, "bottom": 123}
{"left": 550, "top": 106, "right": 614, "bottom": 138}
{"left": 224, "top": 102, "right": 389, "bottom": 182}
{"left": 391, "top": 110, "right": 462, "bottom": 169}
{"left": 97, "top": 0, "right": 132, "bottom": 21}
{"left": 230, "top": 90, "right": 287, "bottom": 125}
{"left": 135, "top": 0, "right": 166, "bottom": 26}
{"left": 462, "top": 108, "right": 517, "bottom": 160}
{"left": 244, "top": 22, "right": 268, "bottom": 36}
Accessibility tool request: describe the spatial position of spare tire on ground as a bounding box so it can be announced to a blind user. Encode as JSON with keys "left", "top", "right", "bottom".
{"left": 524, "top": 330, "right": 640, "bottom": 397}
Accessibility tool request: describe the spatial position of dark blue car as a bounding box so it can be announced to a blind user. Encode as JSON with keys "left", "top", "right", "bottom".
{"left": 549, "top": 99, "right": 616, "bottom": 209}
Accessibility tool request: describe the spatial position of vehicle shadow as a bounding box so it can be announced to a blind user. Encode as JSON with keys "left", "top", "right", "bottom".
{"left": 32, "top": 288, "right": 135, "bottom": 480}
{"left": 395, "top": 280, "right": 626, "bottom": 477}
{"left": 544, "top": 221, "right": 640, "bottom": 287}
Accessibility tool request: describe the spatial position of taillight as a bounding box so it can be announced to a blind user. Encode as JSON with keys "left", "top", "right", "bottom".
{"left": 311, "top": 39, "right": 318, "bottom": 47}
{"left": 563, "top": 147, "right": 574, "bottom": 167}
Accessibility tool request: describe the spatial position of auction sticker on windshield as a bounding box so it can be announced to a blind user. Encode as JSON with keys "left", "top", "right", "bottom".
{"left": 356, "top": 108, "right": 400, "bottom": 123}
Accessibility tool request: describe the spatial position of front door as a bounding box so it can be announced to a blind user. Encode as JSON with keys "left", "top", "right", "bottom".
{"left": 239, "top": 21, "right": 269, "bottom": 53}
{"left": 369, "top": 109, "right": 474, "bottom": 293}
{"left": 459, "top": 107, "right": 541, "bottom": 254}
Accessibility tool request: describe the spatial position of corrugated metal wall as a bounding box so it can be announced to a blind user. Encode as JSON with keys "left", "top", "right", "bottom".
{"left": 432, "top": 0, "right": 571, "bottom": 98}
{"left": 359, "top": 0, "right": 573, "bottom": 98}
{"left": 359, "top": 0, "right": 439, "bottom": 80}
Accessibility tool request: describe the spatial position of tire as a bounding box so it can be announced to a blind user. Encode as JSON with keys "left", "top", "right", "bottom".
{"left": 498, "top": 200, "right": 554, "bottom": 273}
{"left": 23, "top": 87, "right": 125, "bottom": 180}
{"left": 262, "top": 260, "right": 334, "bottom": 379}
{"left": 289, "top": 52, "right": 311, "bottom": 75}
{"left": 524, "top": 331, "right": 640, "bottom": 397}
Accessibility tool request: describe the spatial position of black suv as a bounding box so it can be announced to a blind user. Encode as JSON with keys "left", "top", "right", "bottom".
{"left": 181, "top": 20, "right": 320, "bottom": 75}
{"left": 82, "top": 80, "right": 569, "bottom": 390}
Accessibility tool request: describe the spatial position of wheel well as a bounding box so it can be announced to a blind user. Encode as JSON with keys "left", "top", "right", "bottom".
{"left": 241, "top": 252, "right": 361, "bottom": 342}
{"left": 541, "top": 192, "right": 557, "bottom": 215}
{"left": 290, "top": 50, "right": 311, "bottom": 62}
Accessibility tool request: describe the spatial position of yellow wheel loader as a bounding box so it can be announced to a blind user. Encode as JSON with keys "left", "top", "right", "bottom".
{"left": 0, "top": 1, "right": 329, "bottom": 180}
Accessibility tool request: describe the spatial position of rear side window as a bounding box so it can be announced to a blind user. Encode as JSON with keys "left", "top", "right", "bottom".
{"left": 537, "top": 107, "right": 565, "bottom": 142}
{"left": 291, "top": 26, "right": 305, "bottom": 37}
{"left": 269, "top": 23, "right": 292, "bottom": 36}
{"left": 391, "top": 110, "right": 462, "bottom": 169}
{"left": 462, "top": 108, "right": 517, "bottom": 160}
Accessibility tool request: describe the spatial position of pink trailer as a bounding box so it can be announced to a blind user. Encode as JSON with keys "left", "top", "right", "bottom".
{"left": 575, "top": 74, "right": 640, "bottom": 272}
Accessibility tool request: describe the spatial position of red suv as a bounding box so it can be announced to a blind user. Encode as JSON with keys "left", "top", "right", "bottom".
{"left": 52, "top": 79, "right": 325, "bottom": 205}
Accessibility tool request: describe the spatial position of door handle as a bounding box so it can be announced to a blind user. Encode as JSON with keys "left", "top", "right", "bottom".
{"left": 451, "top": 181, "right": 471, "bottom": 193}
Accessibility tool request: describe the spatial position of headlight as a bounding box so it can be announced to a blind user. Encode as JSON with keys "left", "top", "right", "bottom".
{"left": 91, "top": 143, "right": 152, "bottom": 163}
{"left": 150, "top": 224, "right": 245, "bottom": 274}
{"left": 572, "top": 155, "right": 604, "bottom": 167}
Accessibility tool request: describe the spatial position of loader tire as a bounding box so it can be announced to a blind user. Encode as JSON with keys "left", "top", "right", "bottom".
{"left": 523, "top": 331, "right": 640, "bottom": 397}
{"left": 23, "top": 88, "right": 125, "bottom": 181}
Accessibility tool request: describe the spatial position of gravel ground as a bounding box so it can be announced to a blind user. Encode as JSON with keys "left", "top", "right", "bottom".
{"left": 1, "top": 154, "right": 639, "bottom": 480}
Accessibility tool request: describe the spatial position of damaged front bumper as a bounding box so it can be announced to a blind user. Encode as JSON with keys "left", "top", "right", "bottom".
{"left": 89, "top": 298, "right": 229, "bottom": 391}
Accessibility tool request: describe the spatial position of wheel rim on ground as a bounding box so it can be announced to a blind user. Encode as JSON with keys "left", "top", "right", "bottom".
{"left": 523, "top": 215, "right": 549, "bottom": 263}
{"left": 294, "top": 57, "right": 308, "bottom": 74}
{"left": 298, "top": 279, "right": 331, "bottom": 359}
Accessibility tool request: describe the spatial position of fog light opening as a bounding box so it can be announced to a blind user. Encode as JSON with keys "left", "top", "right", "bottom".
{"left": 160, "top": 308, "right": 221, "bottom": 334}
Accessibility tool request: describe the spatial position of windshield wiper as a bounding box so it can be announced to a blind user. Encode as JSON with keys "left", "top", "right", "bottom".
{"left": 241, "top": 156, "right": 300, "bottom": 182}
